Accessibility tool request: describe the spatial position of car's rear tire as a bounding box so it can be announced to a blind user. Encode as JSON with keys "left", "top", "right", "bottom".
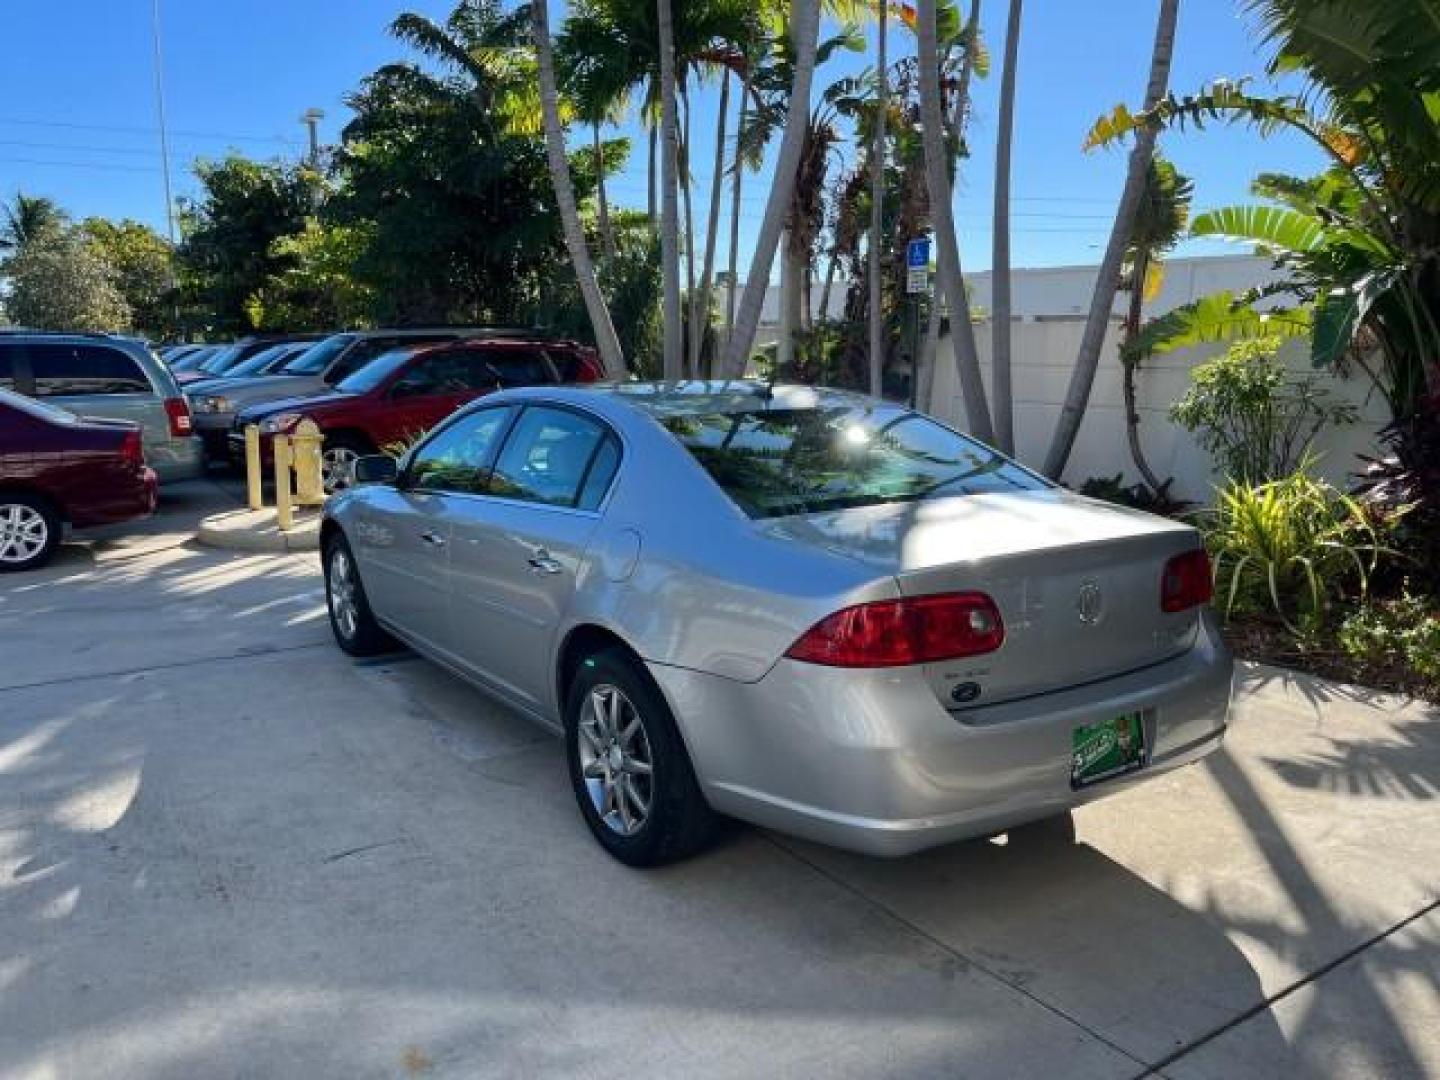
{"left": 322, "top": 434, "right": 371, "bottom": 494}
{"left": 0, "top": 494, "right": 60, "bottom": 572}
{"left": 323, "top": 532, "right": 396, "bottom": 657}
{"left": 564, "top": 647, "right": 717, "bottom": 867}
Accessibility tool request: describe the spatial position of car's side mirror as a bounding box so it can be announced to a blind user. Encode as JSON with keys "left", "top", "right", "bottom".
{"left": 353, "top": 454, "right": 398, "bottom": 485}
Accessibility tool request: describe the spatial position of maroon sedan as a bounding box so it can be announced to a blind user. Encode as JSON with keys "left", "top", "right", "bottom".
{"left": 232, "top": 336, "right": 602, "bottom": 492}
{"left": 0, "top": 390, "right": 158, "bottom": 571}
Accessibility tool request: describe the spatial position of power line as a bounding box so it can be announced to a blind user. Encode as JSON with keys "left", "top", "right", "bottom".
{"left": 0, "top": 114, "right": 298, "bottom": 146}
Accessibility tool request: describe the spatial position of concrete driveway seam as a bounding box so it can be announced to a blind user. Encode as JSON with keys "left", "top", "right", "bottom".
{"left": 0, "top": 638, "right": 332, "bottom": 698}
{"left": 1142, "top": 895, "right": 1440, "bottom": 1077}
{"left": 763, "top": 833, "right": 1165, "bottom": 1079}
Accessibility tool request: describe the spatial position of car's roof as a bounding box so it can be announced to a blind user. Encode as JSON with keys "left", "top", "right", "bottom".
{"left": 485, "top": 380, "right": 876, "bottom": 419}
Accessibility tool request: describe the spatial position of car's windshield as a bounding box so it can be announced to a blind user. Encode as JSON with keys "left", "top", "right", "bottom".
{"left": 280, "top": 334, "right": 352, "bottom": 376}
{"left": 660, "top": 406, "right": 1046, "bottom": 519}
{"left": 334, "top": 345, "right": 421, "bottom": 393}
{"left": 197, "top": 344, "right": 242, "bottom": 374}
{"left": 226, "top": 344, "right": 293, "bottom": 378}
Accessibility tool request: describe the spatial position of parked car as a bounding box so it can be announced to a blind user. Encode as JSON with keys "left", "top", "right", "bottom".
{"left": 185, "top": 340, "right": 312, "bottom": 392}
{"left": 0, "top": 332, "right": 202, "bottom": 483}
{"left": 231, "top": 335, "right": 602, "bottom": 490}
{"left": 168, "top": 345, "right": 222, "bottom": 373}
{"left": 320, "top": 382, "right": 1233, "bottom": 867}
{"left": 0, "top": 390, "right": 157, "bottom": 571}
{"left": 189, "top": 328, "right": 580, "bottom": 461}
{"left": 174, "top": 334, "right": 324, "bottom": 387}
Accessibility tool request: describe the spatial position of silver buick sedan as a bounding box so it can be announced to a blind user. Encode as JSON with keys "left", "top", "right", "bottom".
{"left": 321, "top": 382, "right": 1232, "bottom": 866}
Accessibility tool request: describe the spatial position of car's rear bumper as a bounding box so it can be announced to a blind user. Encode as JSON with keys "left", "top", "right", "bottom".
{"left": 70, "top": 467, "right": 158, "bottom": 527}
{"left": 191, "top": 413, "right": 236, "bottom": 460}
{"left": 648, "top": 611, "right": 1233, "bottom": 857}
{"left": 147, "top": 435, "right": 204, "bottom": 483}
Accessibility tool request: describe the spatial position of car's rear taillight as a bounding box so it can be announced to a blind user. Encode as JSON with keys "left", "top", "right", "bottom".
{"left": 164, "top": 396, "right": 193, "bottom": 436}
{"left": 575, "top": 350, "right": 604, "bottom": 382}
{"left": 1161, "top": 549, "right": 1213, "bottom": 613}
{"left": 785, "top": 592, "right": 1005, "bottom": 668}
{"left": 120, "top": 429, "right": 144, "bottom": 467}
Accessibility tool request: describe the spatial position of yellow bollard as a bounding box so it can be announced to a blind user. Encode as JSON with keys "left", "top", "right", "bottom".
{"left": 245, "top": 425, "right": 264, "bottom": 510}
{"left": 274, "top": 435, "right": 294, "bottom": 532}
{"left": 291, "top": 419, "right": 325, "bottom": 506}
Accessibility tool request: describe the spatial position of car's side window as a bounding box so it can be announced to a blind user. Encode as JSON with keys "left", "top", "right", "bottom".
{"left": 27, "top": 344, "right": 151, "bottom": 397}
{"left": 576, "top": 435, "right": 620, "bottom": 511}
{"left": 392, "top": 353, "right": 474, "bottom": 398}
{"left": 471, "top": 349, "right": 553, "bottom": 389}
{"left": 487, "top": 406, "right": 614, "bottom": 508}
{"left": 405, "top": 407, "right": 513, "bottom": 494}
{"left": 335, "top": 336, "right": 444, "bottom": 382}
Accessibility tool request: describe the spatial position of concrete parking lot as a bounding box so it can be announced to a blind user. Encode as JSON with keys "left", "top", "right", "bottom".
{"left": 2, "top": 480, "right": 1437, "bottom": 1079}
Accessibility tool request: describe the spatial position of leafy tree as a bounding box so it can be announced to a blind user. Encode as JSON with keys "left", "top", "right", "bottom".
{"left": 244, "top": 221, "right": 378, "bottom": 331}
{"left": 1, "top": 193, "right": 68, "bottom": 257}
{"left": 177, "top": 156, "right": 315, "bottom": 333}
{"left": 333, "top": 1, "right": 587, "bottom": 326}
{"left": 80, "top": 218, "right": 175, "bottom": 338}
{"left": 4, "top": 233, "right": 131, "bottom": 331}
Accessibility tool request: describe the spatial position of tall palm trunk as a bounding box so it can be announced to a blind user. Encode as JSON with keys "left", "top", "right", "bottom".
{"left": 867, "top": 1, "right": 888, "bottom": 398}
{"left": 1043, "top": 0, "right": 1179, "bottom": 479}
{"left": 1122, "top": 252, "right": 1166, "bottom": 492}
{"left": 680, "top": 89, "right": 700, "bottom": 376}
{"left": 721, "top": 0, "right": 822, "bottom": 378}
{"left": 725, "top": 68, "right": 752, "bottom": 341}
{"left": 530, "top": 0, "right": 624, "bottom": 377}
{"left": 695, "top": 71, "right": 731, "bottom": 377}
{"left": 990, "top": 0, "right": 1022, "bottom": 453}
{"left": 593, "top": 122, "right": 616, "bottom": 266}
{"left": 778, "top": 232, "right": 801, "bottom": 375}
{"left": 917, "top": 0, "right": 994, "bottom": 442}
{"left": 648, "top": 124, "right": 658, "bottom": 226}
{"left": 657, "top": 0, "right": 683, "bottom": 379}
{"left": 818, "top": 249, "right": 838, "bottom": 324}
{"left": 917, "top": 0, "right": 980, "bottom": 414}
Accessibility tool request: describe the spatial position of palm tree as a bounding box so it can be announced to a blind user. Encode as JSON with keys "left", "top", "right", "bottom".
{"left": 866, "top": 0, "right": 889, "bottom": 397}
{"left": 694, "top": 69, "right": 731, "bottom": 375}
{"left": 916, "top": 0, "right": 994, "bottom": 441}
{"left": 0, "top": 193, "right": 67, "bottom": 256}
{"left": 989, "top": 0, "right": 1022, "bottom": 453}
{"left": 531, "top": 0, "right": 626, "bottom": 376}
{"left": 720, "top": 0, "right": 823, "bottom": 377}
{"left": 1043, "top": 0, "right": 1179, "bottom": 479}
{"left": 657, "top": 0, "right": 683, "bottom": 378}
{"left": 1118, "top": 155, "right": 1192, "bottom": 494}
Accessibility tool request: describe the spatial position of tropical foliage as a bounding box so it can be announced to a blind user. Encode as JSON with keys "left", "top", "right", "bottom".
{"left": 1169, "top": 336, "right": 1356, "bottom": 482}
{"left": 3, "top": 233, "right": 132, "bottom": 332}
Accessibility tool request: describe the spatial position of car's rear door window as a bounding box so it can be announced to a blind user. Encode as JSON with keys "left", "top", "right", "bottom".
{"left": 27, "top": 344, "right": 152, "bottom": 397}
{"left": 455, "top": 348, "right": 554, "bottom": 390}
{"left": 487, "top": 406, "right": 613, "bottom": 508}
{"left": 659, "top": 407, "right": 1045, "bottom": 518}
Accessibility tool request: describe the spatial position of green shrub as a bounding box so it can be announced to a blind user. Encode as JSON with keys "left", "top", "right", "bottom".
{"left": 1204, "top": 466, "right": 1389, "bottom": 634}
{"left": 1337, "top": 594, "right": 1440, "bottom": 680}
{"left": 1170, "top": 336, "right": 1356, "bottom": 482}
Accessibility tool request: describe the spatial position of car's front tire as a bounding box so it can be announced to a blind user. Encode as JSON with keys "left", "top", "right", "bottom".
{"left": 0, "top": 494, "right": 60, "bottom": 572}
{"left": 565, "top": 647, "right": 717, "bottom": 867}
{"left": 323, "top": 532, "right": 396, "bottom": 657}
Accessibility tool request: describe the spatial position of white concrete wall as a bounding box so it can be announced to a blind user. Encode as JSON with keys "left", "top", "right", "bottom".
{"left": 929, "top": 317, "right": 1391, "bottom": 504}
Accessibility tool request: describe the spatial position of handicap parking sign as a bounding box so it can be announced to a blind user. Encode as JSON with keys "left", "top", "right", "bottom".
{"left": 906, "top": 236, "right": 931, "bottom": 268}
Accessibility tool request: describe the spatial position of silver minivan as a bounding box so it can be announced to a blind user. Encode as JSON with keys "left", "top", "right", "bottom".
{"left": 0, "top": 332, "right": 203, "bottom": 483}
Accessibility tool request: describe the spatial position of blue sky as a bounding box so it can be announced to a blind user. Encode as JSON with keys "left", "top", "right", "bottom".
{"left": 0, "top": 0, "right": 1323, "bottom": 277}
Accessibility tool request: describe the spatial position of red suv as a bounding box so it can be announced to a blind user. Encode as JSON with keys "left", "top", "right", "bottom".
{"left": 232, "top": 336, "right": 603, "bottom": 491}
{"left": 0, "top": 390, "right": 158, "bottom": 570}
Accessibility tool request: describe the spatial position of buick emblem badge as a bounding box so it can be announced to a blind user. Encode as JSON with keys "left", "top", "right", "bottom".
{"left": 1076, "top": 580, "right": 1104, "bottom": 625}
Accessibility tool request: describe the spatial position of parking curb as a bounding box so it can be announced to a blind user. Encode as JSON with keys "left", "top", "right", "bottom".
{"left": 196, "top": 508, "right": 320, "bottom": 554}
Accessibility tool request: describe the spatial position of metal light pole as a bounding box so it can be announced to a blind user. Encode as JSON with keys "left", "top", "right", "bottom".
{"left": 300, "top": 108, "right": 325, "bottom": 167}
{"left": 150, "top": 0, "right": 176, "bottom": 246}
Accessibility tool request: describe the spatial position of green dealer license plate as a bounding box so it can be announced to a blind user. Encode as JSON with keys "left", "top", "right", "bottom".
{"left": 1071, "top": 712, "right": 1147, "bottom": 788}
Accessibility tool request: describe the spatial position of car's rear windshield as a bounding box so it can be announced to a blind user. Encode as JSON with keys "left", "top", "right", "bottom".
{"left": 281, "top": 334, "right": 352, "bottom": 376}
{"left": 659, "top": 406, "right": 1046, "bottom": 519}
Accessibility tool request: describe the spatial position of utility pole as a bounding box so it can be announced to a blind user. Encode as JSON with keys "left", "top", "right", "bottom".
{"left": 300, "top": 108, "right": 325, "bottom": 167}
{"left": 150, "top": 0, "right": 180, "bottom": 337}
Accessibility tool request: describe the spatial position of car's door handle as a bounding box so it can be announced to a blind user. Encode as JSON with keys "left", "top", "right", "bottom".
{"left": 527, "top": 552, "right": 563, "bottom": 574}
{"left": 420, "top": 530, "right": 447, "bottom": 548}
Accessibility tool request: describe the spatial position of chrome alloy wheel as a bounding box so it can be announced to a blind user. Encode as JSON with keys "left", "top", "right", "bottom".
{"left": 0, "top": 503, "right": 49, "bottom": 565}
{"left": 322, "top": 445, "right": 360, "bottom": 493}
{"left": 328, "top": 546, "right": 359, "bottom": 641}
{"left": 577, "top": 684, "right": 654, "bottom": 836}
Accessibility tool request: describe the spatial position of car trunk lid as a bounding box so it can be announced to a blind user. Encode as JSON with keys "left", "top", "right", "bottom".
{"left": 762, "top": 489, "right": 1205, "bottom": 709}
